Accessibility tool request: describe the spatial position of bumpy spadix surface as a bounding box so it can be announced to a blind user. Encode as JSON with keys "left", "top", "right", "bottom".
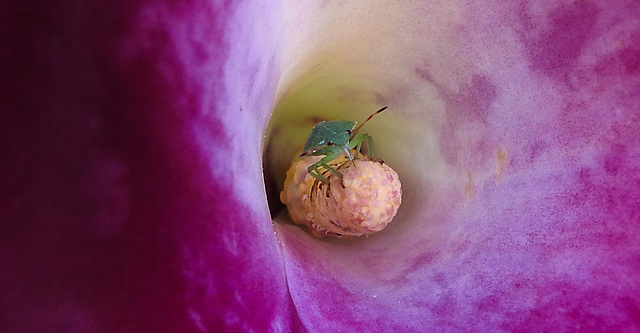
{"left": 280, "top": 155, "right": 402, "bottom": 238}
{"left": 2, "top": 0, "right": 640, "bottom": 332}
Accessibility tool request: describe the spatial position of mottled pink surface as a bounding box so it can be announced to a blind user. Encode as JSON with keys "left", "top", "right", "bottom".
{"left": 2, "top": 0, "right": 639, "bottom": 332}
{"left": 277, "top": 1, "right": 640, "bottom": 332}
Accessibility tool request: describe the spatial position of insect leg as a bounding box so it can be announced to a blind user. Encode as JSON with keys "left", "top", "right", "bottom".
{"left": 318, "top": 149, "right": 343, "bottom": 177}
{"left": 348, "top": 133, "right": 367, "bottom": 159}
{"left": 320, "top": 160, "right": 342, "bottom": 177}
{"left": 365, "top": 133, "right": 374, "bottom": 157}
{"left": 306, "top": 150, "right": 343, "bottom": 185}
{"left": 318, "top": 158, "right": 346, "bottom": 188}
{"left": 307, "top": 161, "right": 330, "bottom": 184}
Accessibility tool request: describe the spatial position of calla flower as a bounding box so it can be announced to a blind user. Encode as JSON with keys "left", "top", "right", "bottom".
{"left": 2, "top": 0, "right": 639, "bottom": 332}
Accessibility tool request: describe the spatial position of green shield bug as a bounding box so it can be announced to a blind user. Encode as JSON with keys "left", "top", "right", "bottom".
{"left": 299, "top": 106, "right": 388, "bottom": 185}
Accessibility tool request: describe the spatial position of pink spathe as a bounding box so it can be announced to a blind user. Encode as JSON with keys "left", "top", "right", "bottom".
{"left": 1, "top": 0, "right": 639, "bottom": 332}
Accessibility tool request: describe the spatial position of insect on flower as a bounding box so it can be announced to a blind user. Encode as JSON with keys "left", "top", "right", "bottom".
{"left": 299, "top": 106, "right": 387, "bottom": 185}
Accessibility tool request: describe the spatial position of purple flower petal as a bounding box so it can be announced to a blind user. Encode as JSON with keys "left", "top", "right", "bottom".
{"left": 273, "top": 0, "right": 640, "bottom": 331}
{"left": 2, "top": 0, "right": 297, "bottom": 331}
{"left": 2, "top": 0, "right": 639, "bottom": 332}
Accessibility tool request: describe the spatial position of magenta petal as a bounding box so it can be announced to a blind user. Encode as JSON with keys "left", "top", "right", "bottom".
{"left": 274, "top": 1, "right": 640, "bottom": 332}
{"left": 1, "top": 0, "right": 298, "bottom": 331}
{"left": 3, "top": 0, "right": 640, "bottom": 331}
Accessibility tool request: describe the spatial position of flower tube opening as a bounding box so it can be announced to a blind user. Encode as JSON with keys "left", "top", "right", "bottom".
{"left": 262, "top": 62, "right": 434, "bottom": 242}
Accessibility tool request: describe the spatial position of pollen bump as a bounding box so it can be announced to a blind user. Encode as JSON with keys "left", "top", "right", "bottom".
{"left": 280, "top": 153, "right": 402, "bottom": 238}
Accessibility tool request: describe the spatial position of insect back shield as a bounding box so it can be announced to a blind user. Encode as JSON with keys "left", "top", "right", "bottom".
{"left": 301, "top": 120, "right": 355, "bottom": 155}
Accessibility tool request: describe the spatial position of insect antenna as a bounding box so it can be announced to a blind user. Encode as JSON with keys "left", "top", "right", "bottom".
{"left": 352, "top": 106, "right": 387, "bottom": 134}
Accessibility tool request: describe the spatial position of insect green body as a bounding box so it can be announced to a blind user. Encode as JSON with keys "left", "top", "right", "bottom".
{"left": 300, "top": 106, "right": 387, "bottom": 184}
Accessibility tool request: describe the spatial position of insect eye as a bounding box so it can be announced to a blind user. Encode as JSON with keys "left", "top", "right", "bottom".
{"left": 327, "top": 141, "right": 334, "bottom": 146}
{"left": 346, "top": 130, "right": 352, "bottom": 135}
